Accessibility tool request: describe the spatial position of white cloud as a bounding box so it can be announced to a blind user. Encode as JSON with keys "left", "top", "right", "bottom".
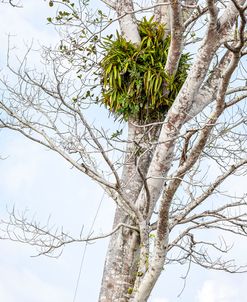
{"left": 196, "top": 280, "right": 237, "bottom": 302}
{"left": 0, "top": 283, "right": 14, "bottom": 302}
{"left": 0, "top": 0, "right": 57, "bottom": 42}
{"left": 151, "top": 298, "right": 169, "bottom": 302}
{"left": 0, "top": 0, "right": 58, "bottom": 74}
{"left": 3, "top": 161, "right": 37, "bottom": 191}
{"left": 0, "top": 265, "right": 71, "bottom": 302}
{"left": 0, "top": 136, "right": 40, "bottom": 193}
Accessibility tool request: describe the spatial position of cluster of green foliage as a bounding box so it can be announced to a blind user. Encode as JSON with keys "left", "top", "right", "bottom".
{"left": 100, "top": 17, "right": 191, "bottom": 122}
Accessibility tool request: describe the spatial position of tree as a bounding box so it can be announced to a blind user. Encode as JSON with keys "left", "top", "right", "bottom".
{"left": 0, "top": 0, "right": 247, "bottom": 301}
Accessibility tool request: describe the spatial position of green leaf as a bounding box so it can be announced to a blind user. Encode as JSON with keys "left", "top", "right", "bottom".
{"left": 100, "top": 16, "right": 191, "bottom": 122}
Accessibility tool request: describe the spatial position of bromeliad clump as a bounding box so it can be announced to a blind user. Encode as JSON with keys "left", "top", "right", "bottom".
{"left": 100, "top": 17, "right": 190, "bottom": 122}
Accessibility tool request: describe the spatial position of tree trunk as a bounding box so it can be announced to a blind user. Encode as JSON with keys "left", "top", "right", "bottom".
{"left": 99, "top": 208, "right": 140, "bottom": 301}
{"left": 98, "top": 122, "right": 160, "bottom": 301}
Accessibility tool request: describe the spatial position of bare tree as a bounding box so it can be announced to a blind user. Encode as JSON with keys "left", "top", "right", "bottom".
{"left": 0, "top": 0, "right": 247, "bottom": 301}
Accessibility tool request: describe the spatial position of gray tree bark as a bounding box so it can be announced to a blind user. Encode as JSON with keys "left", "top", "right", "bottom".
{"left": 98, "top": 0, "right": 246, "bottom": 301}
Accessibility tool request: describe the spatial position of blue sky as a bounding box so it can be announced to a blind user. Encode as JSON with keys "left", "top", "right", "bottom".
{"left": 0, "top": 1, "right": 247, "bottom": 301}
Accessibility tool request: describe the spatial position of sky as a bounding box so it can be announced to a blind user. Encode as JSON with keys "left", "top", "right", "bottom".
{"left": 0, "top": 1, "right": 247, "bottom": 302}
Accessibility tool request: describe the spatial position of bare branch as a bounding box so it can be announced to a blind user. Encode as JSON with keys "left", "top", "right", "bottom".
{"left": 207, "top": 0, "right": 219, "bottom": 30}
{"left": 100, "top": 0, "right": 116, "bottom": 9}
{"left": 1, "top": 0, "right": 22, "bottom": 7}
{"left": 171, "top": 159, "right": 247, "bottom": 228}
{"left": 0, "top": 209, "right": 139, "bottom": 257}
{"left": 164, "top": 0, "right": 184, "bottom": 75}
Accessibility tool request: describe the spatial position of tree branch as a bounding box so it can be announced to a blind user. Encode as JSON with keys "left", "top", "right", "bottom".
{"left": 0, "top": 209, "right": 139, "bottom": 257}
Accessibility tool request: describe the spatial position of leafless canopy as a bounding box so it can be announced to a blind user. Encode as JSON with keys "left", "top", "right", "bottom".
{"left": 0, "top": 0, "right": 247, "bottom": 301}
